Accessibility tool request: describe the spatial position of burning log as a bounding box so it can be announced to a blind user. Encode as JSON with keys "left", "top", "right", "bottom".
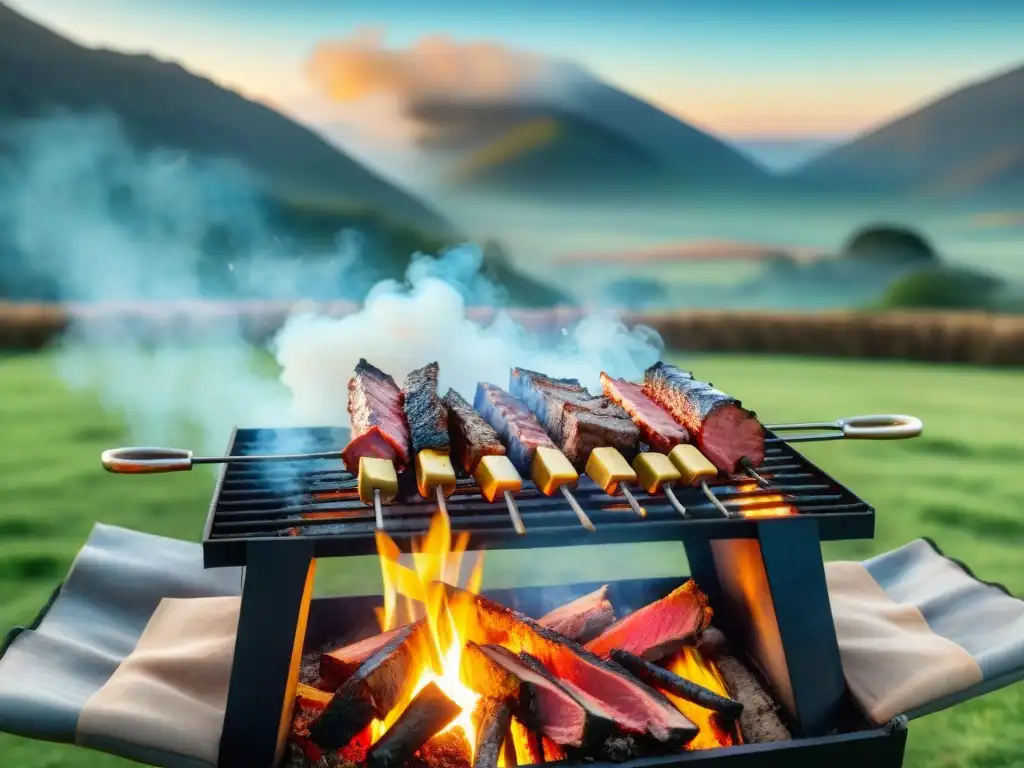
{"left": 460, "top": 642, "right": 613, "bottom": 750}
{"left": 309, "top": 621, "right": 428, "bottom": 750}
{"left": 537, "top": 586, "right": 616, "bottom": 644}
{"left": 472, "top": 697, "right": 514, "bottom": 768}
{"left": 445, "top": 584, "right": 698, "bottom": 749}
{"left": 609, "top": 650, "right": 743, "bottom": 719}
{"left": 319, "top": 625, "right": 415, "bottom": 689}
{"left": 367, "top": 682, "right": 462, "bottom": 768}
{"left": 585, "top": 581, "right": 713, "bottom": 662}
{"left": 295, "top": 682, "right": 334, "bottom": 711}
{"left": 696, "top": 627, "right": 791, "bottom": 744}
{"left": 418, "top": 727, "right": 472, "bottom": 768}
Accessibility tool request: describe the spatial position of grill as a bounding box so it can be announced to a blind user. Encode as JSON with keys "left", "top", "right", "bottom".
{"left": 201, "top": 426, "right": 874, "bottom": 567}
{"left": 209, "top": 425, "right": 908, "bottom": 768}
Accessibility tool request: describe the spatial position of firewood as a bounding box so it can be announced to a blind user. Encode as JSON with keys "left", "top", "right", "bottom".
{"left": 472, "top": 697, "right": 514, "bottom": 768}
{"left": 367, "top": 682, "right": 462, "bottom": 768}
{"left": 609, "top": 649, "right": 743, "bottom": 719}
{"left": 309, "top": 621, "right": 428, "bottom": 750}
{"left": 537, "top": 586, "right": 615, "bottom": 643}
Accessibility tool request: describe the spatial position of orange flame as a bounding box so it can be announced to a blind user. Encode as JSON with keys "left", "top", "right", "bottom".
{"left": 372, "top": 513, "right": 485, "bottom": 757}
{"left": 732, "top": 483, "right": 796, "bottom": 518}
{"left": 665, "top": 648, "right": 739, "bottom": 750}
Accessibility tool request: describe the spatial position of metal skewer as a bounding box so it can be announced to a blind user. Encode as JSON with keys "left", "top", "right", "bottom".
{"left": 663, "top": 485, "right": 688, "bottom": 518}
{"left": 372, "top": 488, "right": 385, "bottom": 530}
{"left": 700, "top": 480, "right": 735, "bottom": 518}
{"left": 503, "top": 490, "right": 526, "bottom": 535}
{"left": 619, "top": 484, "right": 646, "bottom": 518}
{"left": 740, "top": 457, "right": 771, "bottom": 488}
{"left": 434, "top": 484, "right": 451, "bottom": 526}
{"left": 101, "top": 446, "right": 342, "bottom": 473}
{"left": 560, "top": 485, "right": 595, "bottom": 531}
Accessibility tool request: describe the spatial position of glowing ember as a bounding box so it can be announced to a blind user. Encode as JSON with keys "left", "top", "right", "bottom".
{"left": 732, "top": 482, "right": 796, "bottom": 518}
{"left": 372, "top": 513, "right": 484, "bottom": 757}
{"left": 664, "top": 648, "right": 739, "bottom": 750}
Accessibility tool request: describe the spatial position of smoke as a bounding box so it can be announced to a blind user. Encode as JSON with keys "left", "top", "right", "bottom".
{"left": 273, "top": 246, "right": 663, "bottom": 426}
{"left": 0, "top": 112, "right": 663, "bottom": 462}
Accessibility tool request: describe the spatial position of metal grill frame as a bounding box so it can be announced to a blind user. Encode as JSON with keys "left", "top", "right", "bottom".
{"left": 201, "top": 427, "right": 876, "bottom": 568}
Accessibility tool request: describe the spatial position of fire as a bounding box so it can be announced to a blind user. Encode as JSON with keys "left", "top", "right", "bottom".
{"left": 732, "top": 483, "right": 796, "bottom": 518}
{"left": 664, "top": 648, "right": 739, "bottom": 750}
{"left": 372, "top": 513, "right": 485, "bottom": 757}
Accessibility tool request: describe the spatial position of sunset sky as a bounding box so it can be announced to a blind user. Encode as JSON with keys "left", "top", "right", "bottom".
{"left": 8, "top": 0, "right": 1023, "bottom": 167}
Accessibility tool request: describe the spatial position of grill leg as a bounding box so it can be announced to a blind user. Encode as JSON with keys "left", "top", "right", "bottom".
{"left": 688, "top": 518, "right": 848, "bottom": 738}
{"left": 218, "top": 540, "right": 316, "bottom": 768}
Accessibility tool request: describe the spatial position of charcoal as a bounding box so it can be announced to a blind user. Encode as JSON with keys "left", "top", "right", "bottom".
{"left": 444, "top": 584, "right": 698, "bottom": 748}
{"left": 404, "top": 362, "right": 450, "bottom": 455}
{"left": 609, "top": 650, "right": 743, "bottom": 718}
{"left": 367, "top": 682, "right": 462, "bottom": 768}
{"left": 537, "top": 586, "right": 615, "bottom": 644}
{"left": 418, "top": 727, "right": 472, "bottom": 768}
{"left": 509, "top": 368, "right": 639, "bottom": 468}
{"left": 585, "top": 581, "right": 712, "bottom": 662}
{"left": 443, "top": 388, "right": 507, "bottom": 474}
{"left": 474, "top": 383, "right": 556, "bottom": 474}
{"left": 309, "top": 621, "right": 428, "bottom": 750}
{"left": 472, "top": 697, "right": 514, "bottom": 768}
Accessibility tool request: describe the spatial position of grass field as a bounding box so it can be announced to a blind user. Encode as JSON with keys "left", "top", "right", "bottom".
{"left": 0, "top": 351, "right": 1021, "bottom": 767}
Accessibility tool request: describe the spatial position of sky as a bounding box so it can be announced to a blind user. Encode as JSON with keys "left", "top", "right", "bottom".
{"left": 8, "top": 0, "right": 1024, "bottom": 168}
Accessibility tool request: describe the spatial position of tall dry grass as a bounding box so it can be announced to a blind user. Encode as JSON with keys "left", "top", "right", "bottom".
{"left": 0, "top": 302, "right": 1021, "bottom": 365}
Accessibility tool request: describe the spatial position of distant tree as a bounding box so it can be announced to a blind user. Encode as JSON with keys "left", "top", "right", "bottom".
{"left": 880, "top": 265, "right": 1004, "bottom": 310}
{"left": 842, "top": 224, "right": 939, "bottom": 265}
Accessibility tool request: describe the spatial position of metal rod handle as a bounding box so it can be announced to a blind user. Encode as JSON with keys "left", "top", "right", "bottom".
{"left": 101, "top": 446, "right": 342, "bottom": 473}
{"left": 373, "top": 488, "right": 385, "bottom": 530}
{"left": 765, "top": 414, "right": 923, "bottom": 443}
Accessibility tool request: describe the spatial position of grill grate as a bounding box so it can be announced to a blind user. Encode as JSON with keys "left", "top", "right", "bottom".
{"left": 202, "top": 427, "right": 875, "bottom": 566}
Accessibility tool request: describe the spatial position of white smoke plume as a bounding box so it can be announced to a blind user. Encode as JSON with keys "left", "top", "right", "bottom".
{"left": 1, "top": 112, "right": 662, "bottom": 461}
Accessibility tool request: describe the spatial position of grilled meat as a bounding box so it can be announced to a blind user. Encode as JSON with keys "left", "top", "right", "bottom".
{"left": 585, "top": 580, "right": 713, "bottom": 662}
{"left": 474, "top": 383, "right": 556, "bottom": 475}
{"left": 319, "top": 624, "right": 416, "bottom": 690}
{"left": 341, "top": 359, "right": 411, "bottom": 471}
{"left": 509, "top": 368, "right": 640, "bottom": 469}
{"left": 443, "top": 388, "right": 507, "bottom": 474}
{"left": 446, "top": 583, "right": 698, "bottom": 747}
{"left": 600, "top": 372, "right": 689, "bottom": 453}
{"left": 537, "top": 586, "right": 616, "bottom": 644}
{"left": 642, "top": 363, "right": 764, "bottom": 474}
{"left": 403, "top": 362, "right": 450, "bottom": 455}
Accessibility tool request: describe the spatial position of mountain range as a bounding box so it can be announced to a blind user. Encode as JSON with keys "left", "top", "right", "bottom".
{"left": 2, "top": 0, "right": 1020, "bottom": 231}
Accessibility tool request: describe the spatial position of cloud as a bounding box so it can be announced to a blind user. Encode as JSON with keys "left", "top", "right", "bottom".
{"left": 306, "top": 29, "right": 578, "bottom": 107}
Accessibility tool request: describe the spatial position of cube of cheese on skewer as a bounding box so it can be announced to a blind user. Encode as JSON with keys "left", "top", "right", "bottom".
{"left": 631, "top": 452, "right": 682, "bottom": 494}
{"left": 531, "top": 446, "right": 578, "bottom": 496}
{"left": 669, "top": 444, "right": 718, "bottom": 486}
{"left": 415, "top": 449, "right": 458, "bottom": 499}
{"left": 475, "top": 454, "right": 523, "bottom": 503}
{"left": 585, "top": 447, "right": 637, "bottom": 496}
{"left": 357, "top": 457, "right": 399, "bottom": 506}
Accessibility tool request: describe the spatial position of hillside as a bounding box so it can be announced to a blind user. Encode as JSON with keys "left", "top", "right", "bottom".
{"left": 0, "top": 1, "right": 452, "bottom": 235}
{"left": 408, "top": 79, "right": 773, "bottom": 199}
{"left": 795, "top": 62, "right": 1024, "bottom": 200}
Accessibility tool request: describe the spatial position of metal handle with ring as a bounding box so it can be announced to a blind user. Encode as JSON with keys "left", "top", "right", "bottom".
{"left": 101, "top": 446, "right": 342, "bottom": 474}
{"left": 764, "top": 414, "right": 923, "bottom": 443}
